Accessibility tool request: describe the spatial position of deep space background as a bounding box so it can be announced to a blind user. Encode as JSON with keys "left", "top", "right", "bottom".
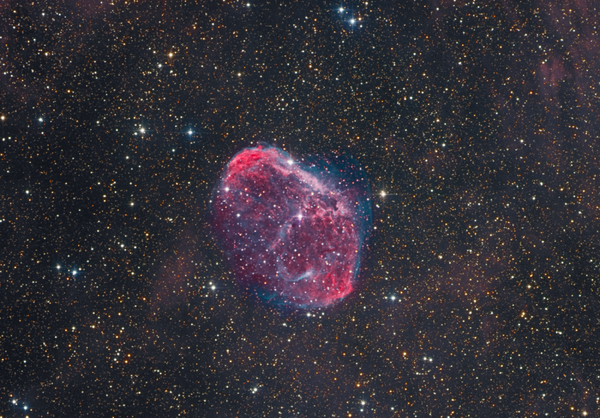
{"left": 1, "top": 0, "right": 599, "bottom": 416}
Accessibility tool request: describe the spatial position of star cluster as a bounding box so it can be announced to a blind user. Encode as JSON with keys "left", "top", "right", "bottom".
{"left": 1, "top": 0, "right": 599, "bottom": 416}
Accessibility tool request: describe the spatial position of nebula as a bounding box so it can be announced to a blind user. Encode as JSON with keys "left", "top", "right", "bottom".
{"left": 210, "top": 143, "right": 372, "bottom": 308}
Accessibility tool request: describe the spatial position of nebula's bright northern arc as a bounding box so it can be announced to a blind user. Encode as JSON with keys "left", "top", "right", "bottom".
{"left": 210, "top": 143, "right": 372, "bottom": 308}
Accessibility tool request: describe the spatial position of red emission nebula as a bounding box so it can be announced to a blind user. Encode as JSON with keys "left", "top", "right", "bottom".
{"left": 210, "top": 143, "right": 372, "bottom": 308}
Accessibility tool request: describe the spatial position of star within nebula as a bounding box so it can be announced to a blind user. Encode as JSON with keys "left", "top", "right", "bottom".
{"left": 210, "top": 143, "right": 372, "bottom": 308}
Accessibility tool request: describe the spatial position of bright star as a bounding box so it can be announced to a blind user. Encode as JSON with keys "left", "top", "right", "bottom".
{"left": 188, "top": 129, "right": 193, "bottom": 135}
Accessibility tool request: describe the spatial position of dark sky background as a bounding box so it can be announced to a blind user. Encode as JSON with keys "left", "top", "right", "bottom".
{"left": 1, "top": 0, "right": 599, "bottom": 416}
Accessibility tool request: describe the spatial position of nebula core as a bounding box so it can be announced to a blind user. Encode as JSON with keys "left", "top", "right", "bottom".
{"left": 210, "top": 143, "right": 372, "bottom": 308}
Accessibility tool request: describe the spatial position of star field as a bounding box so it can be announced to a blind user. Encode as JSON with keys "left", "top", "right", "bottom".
{"left": 1, "top": 0, "right": 599, "bottom": 416}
